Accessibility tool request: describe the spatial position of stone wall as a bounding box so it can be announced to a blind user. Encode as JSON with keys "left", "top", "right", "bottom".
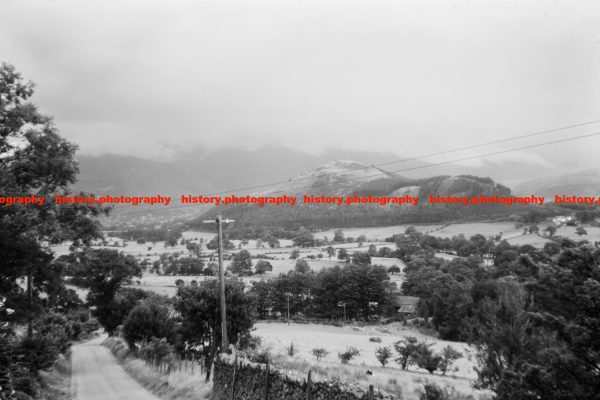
{"left": 212, "top": 359, "right": 397, "bottom": 400}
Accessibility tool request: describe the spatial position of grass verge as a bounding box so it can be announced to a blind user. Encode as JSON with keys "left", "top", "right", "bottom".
{"left": 103, "top": 336, "right": 212, "bottom": 400}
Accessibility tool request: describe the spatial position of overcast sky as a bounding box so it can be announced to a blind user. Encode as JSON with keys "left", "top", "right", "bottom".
{"left": 1, "top": 0, "right": 599, "bottom": 172}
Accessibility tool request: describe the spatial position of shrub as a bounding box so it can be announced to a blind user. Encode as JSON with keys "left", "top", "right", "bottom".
{"left": 375, "top": 346, "right": 392, "bottom": 366}
{"left": 419, "top": 382, "right": 448, "bottom": 400}
{"left": 337, "top": 346, "right": 360, "bottom": 364}
{"left": 438, "top": 346, "right": 462, "bottom": 375}
{"left": 287, "top": 342, "right": 296, "bottom": 356}
{"left": 414, "top": 344, "right": 441, "bottom": 374}
{"left": 312, "top": 347, "right": 329, "bottom": 361}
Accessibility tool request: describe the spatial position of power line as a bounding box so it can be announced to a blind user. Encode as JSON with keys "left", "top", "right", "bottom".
{"left": 106, "top": 119, "right": 600, "bottom": 214}
{"left": 108, "top": 130, "right": 600, "bottom": 217}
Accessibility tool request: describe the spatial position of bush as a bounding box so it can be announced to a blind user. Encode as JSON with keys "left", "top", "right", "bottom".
{"left": 414, "top": 344, "right": 441, "bottom": 374}
{"left": 286, "top": 342, "right": 296, "bottom": 356}
{"left": 337, "top": 346, "right": 360, "bottom": 364}
{"left": 438, "top": 346, "right": 462, "bottom": 375}
{"left": 375, "top": 346, "right": 392, "bottom": 366}
{"left": 312, "top": 347, "right": 329, "bottom": 361}
{"left": 419, "top": 382, "right": 448, "bottom": 400}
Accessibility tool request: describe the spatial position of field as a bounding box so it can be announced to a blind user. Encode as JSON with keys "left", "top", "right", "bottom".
{"left": 252, "top": 322, "right": 491, "bottom": 400}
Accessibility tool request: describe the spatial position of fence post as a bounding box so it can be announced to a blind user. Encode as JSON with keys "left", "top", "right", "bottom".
{"left": 306, "top": 369, "right": 312, "bottom": 400}
{"left": 264, "top": 358, "right": 270, "bottom": 400}
{"left": 230, "top": 351, "right": 239, "bottom": 400}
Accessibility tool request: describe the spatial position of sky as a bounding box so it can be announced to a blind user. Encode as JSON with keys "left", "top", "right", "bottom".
{"left": 1, "top": 0, "right": 599, "bottom": 173}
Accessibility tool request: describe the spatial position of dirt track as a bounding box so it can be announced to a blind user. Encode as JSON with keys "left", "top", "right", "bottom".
{"left": 70, "top": 335, "right": 161, "bottom": 400}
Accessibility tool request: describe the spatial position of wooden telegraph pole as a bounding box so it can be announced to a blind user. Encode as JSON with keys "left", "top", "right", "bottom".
{"left": 203, "top": 215, "right": 234, "bottom": 350}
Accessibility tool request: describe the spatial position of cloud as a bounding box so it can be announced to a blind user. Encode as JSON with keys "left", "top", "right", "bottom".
{"left": 0, "top": 0, "right": 598, "bottom": 172}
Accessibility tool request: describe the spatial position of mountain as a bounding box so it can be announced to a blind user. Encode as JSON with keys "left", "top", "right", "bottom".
{"left": 73, "top": 147, "right": 403, "bottom": 198}
{"left": 193, "top": 160, "right": 513, "bottom": 229}
{"left": 512, "top": 168, "right": 600, "bottom": 198}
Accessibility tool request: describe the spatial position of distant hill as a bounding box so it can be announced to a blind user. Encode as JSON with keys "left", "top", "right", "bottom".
{"left": 193, "top": 160, "right": 513, "bottom": 229}
{"left": 513, "top": 168, "right": 600, "bottom": 198}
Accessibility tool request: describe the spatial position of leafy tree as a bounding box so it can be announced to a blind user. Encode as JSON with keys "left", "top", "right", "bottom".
{"left": 312, "top": 347, "right": 329, "bottom": 361}
{"left": 0, "top": 63, "right": 104, "bottom": 385}
{"left": 388, "top": 265, "right": 401, "bottom": 274}
{"left": 337, "top": 248, "right": 349, "bottom": 261}
{"left": 123, "top": 297, "right": 176, "bottom": 349}
{"left": 438, "top": 346, "right": 462, "bottom": 376}
{"left": 326, "top": 246, "right": 336, "bottom": 258}
{"left": 293, "top": 228, "right": 315, "bottom": 247}
{"left": 174, "top": 278, "right": 254, "bottom": 380}
{"left": 337, "top": 346, "right": 360, "bottom": 364}
{"left": 73, "top": 249, "right": 142, "bottom": 334}
{"left": 290, "top": 249, "right": 300, "bottom": 259}
{"left": 357, "top": 235, "right": 367, "bottom": 247}
{"left": 544, "top": 224, "right": 557, "bottom": 237}
{"left": 229, "top": 250, "right": 253, "bottom": 276}
{"left": 414, "top": 343, "right": 441, "bottom": 374}
{"left": 333, "top": 229, "right": 345, "bottom": 243}
{"left": 294, "top": 258, "right": 311, "bottom": 274}
{"left": 351, "top": 251, "right": 371, "bottom": 265}
{"left": 206, "top": 236, "right": 235, "bottom": 250}
{"left": 394, "top": 336, "right": 423, "bottom": 370}
{"left": 254, "top": 260, "right": 273, "bottom": 275}
{"left": 375, "top": 346, "right": 392, "bottom": 366}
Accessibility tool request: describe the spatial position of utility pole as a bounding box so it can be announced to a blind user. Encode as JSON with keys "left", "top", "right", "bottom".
{"left": 285, "top": 292, "right": 292, "bottom": 325}
{"left": 203, "top": 215, "right": 235, "bottom": 351}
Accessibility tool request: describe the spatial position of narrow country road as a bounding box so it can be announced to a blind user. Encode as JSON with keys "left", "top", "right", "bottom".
{"left": 70, "top": 335, "right": 161, "bottom": 400}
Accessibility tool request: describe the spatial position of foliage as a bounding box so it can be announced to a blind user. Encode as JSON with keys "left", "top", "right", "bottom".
{"left": 123, "top": 296, "right": 176, "bottom": 349}
{"left": 311, "top": 347, "right": 329, "bottom": 361}
{"left": 375, "top": 346, "right": 392, "bottom": 366}
{"left": 228, "top": 250, "right": 253, "bottom": 276}
{"left": 337, "top": 346, "right": 360, "bottom": 364}
{"left": 254, "top": 260, "right": 273, "bottom": 275}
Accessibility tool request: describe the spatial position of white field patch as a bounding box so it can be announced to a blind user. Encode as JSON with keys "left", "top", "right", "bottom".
{"left": 254, "top": 322, "right": 477, "bottom": 379}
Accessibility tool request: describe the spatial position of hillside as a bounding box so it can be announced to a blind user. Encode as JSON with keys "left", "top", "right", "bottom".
{"left": 193, "top": 160, "right": 514, "bottom": 229}
{"left": 513, "top": 168, "right": 600, "bottom": 198}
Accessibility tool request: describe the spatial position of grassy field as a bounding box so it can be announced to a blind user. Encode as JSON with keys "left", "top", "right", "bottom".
{"left": 103, "top": 336, "right": 212, "bottom": 400}
{"left": 252, "top": 322, "right": 491, "bottom": 400}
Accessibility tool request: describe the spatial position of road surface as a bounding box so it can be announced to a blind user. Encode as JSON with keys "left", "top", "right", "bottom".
{"left": 70, "top": 335, "right": 161, "bottom": 400}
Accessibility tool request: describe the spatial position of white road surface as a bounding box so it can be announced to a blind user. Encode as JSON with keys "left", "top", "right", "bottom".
{"left": 70, "top": 335, "right": 161, "bottom": 400}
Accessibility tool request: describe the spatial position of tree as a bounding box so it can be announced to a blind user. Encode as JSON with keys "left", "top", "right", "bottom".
{"left": 337, "top": 248, "right": 349, "bottom": 261}
{"left": 413, "top": 344, "right": 441, "bottom": 374}
{"left": 255, "top": 260, "right": 273, "bottom": 275}
{"left": 175, "top": 278, "right": 255, "bottom": 380}
{"left": 357, "top": 235, "right": 367, "bottom": 247}
{"left": 544, "top": 224, "right": 557, "bottom": 237}
{"left": 388, "top": 265, "right": 401, "bottom": 275}
{"left": 333, "top": 229, "right": 345, "bottom": 243}
{"left": 438, "top": 346, "right": 462, "bottom": 375}
{"left": 338, "top": 346, "right": 360, "bottom": 364}
{"left": 229, "top": 250, "right": 253, "bottom": 276}
{"left": 326, "top": 246, "right": 336, "bottom": 258}
{"left": 293, "top": 228, "right": 315, "bottom": 247}
{"left": 312, "top": 347, "right": 329, "bottom": 361}
{"left": 74, "top": 249, "right": 143, "bottom": 335}
{"left": 1, "top": 62, "right": 104, "bottom": 339}
{"left": 294, "top": 258, "right": 311, "bottom": 274}
{"left": 290, "top": 249, "right": 300, "bottom": 259}
{"left": 351, "top": 251, "right": 371, "bottom": 265}
{"left": 375, "top": 346, "right": 392, "bottom": 366}
{"left": 394, "top": 336, "right": 423, "bottom": 370}
{"left": 123, "top": 297, "right": 176, "bottom": 349}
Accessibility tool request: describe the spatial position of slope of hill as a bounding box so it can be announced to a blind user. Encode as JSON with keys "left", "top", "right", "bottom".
{"left": 193, "top": 161, "right": 513, "bottom": 229}
{"left": 513, "top": 168, "right": 600, "bottom": 198}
